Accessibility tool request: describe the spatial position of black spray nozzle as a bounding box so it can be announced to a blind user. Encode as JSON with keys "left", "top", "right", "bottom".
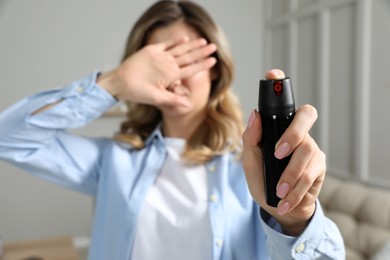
{"left": 258, "top": 77, "right": 295, "bottom": 115}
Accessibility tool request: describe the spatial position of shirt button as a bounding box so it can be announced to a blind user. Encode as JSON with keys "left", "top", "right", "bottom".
{"left": 209, "top": 194, "right": 217, "bottom": 202}
{"left": 76, "top": 86, "right": 85, "bottom": 93}
{"left": 216, "top": 239, "right": 223, "bottom": 247}
{"left": 295, "top": 242, "right": 305, "bottom": 253}
{"left": 208, "top": 164, "right": 216, "bottom": 172}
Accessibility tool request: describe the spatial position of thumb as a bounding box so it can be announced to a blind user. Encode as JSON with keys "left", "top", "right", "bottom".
{"left": 155, "top": 89, "right": 190, "bottom": 108}
{"left": 265, "top": 68, "right": 286, "bottom": 80}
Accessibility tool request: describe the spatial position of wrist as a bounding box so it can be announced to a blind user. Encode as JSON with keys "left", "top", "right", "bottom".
{"left": 279, "top": 218, "right": 311, "bottom": 237}
{"left": 96, "top": 70, "right": 122, "bottom": 100}
{"left": 276, "top": 203, "right": 316, "bottom": 236}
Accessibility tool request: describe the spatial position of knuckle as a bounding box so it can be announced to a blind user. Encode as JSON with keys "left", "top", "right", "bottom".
{"left": 287, "top": 191, "right": 303, "bottom": 207}
{"left": 318, "top": 150, "right": 327, "bottom": 173}
{"left": 301, "top": 139, "right": 316, "bottom": 154}
{"left": 301, "top": 169, "right": 315, "bottom": 185}
{"left": 319, "top": 150, "right": 326, "bottom": 162}
{"left": 288, "top": 129, "right": 303, "bottom": 143}
{"left": 242, "top": 130, "right": 250, "bottom": 144}
{"left": 281, "top": 168, "right": 300, "bottom": 184}
{"left": 302, "top": 104, "right": 318, "bottom": 121}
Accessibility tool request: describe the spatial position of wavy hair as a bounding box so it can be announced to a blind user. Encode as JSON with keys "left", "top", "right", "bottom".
{"left": 115, "top": 0, "right": 244, "bottom": 164}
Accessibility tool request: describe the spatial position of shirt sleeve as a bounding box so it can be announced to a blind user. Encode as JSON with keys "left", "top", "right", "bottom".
{"left": 259, "top": 200, "right": 346, "bottom": 259}
{"left": 0, "top": 71, "right": 118, "bottom": 195}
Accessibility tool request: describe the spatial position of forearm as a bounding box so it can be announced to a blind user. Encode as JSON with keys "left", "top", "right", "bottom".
{"left": 31, "top": 70, "right": 119, "bottom": 116}
{"left": 0, "top": 72, "right": 117, "bottom": 193}
{"left": 0, "top": 72, "right": 117, "bottom": 148}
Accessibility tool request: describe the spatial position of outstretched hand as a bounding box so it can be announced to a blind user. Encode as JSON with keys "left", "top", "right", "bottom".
{"left": 98, "top": 37, "right": 217, "bottom": 106}
{"left": 242, "top": 69, "right": 326, "bottom": 236}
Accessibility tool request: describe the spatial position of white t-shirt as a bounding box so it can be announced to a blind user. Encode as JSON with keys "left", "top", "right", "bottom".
{"left": 131, "top": 138, "right": 212, "bottom": 260}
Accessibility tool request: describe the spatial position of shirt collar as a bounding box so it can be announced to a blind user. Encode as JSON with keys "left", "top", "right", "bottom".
{"left": 144, "top": 123, "right": 164, "bottom": 147}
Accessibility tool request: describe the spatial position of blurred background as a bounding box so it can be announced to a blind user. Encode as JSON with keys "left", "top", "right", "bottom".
{"left": 0, "top": 0, "right": 389, "bottom": 256}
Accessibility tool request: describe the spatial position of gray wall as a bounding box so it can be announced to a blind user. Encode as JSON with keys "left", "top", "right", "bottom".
{"left": 263, "top": 0, "right": 390, "bottom": 187}
{"left": 0, "top": 1, "right": 263, "bottom": 241}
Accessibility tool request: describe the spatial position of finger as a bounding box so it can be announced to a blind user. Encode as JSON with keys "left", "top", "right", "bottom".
{"left": 243, "top": 110, "right": 262, "bottom": 147}
{"left": 276, "top": 134, "right": 317, "bottom": 199}
{"left": 274, "top": 104, "right": 318, "bottom": 159}
{"left": 265, "top": 69, "right": 286, "bottom": 80}
{"left": 168, "top": 38, "right": 208, "bottom": 56}
{"left": 158, "top": 36, "right": 190, "bottom": 51}
{"left": 151, "top": 89, "right": 190, "bottom": 108}
{"left": 242, "top": 110, "right": 266, "bottom": 204}
{"left": 176, "top": 43, "right": 217, "bottom": 67}
{"left": 179, "top": 57, "right": 217, "bottom": 79}
{"left": 277, "top": 149, "right": 325, "bottom": 215}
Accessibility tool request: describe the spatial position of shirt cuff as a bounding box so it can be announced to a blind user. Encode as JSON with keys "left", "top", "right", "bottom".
{"left": 259, "top": 201, "right": 329, "bottom": 259}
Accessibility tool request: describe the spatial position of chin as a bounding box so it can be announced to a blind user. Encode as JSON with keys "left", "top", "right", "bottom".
{"left": 160, "top": 104, "right": 193, "bottom": 116}
{"left": 164, "top": 108, "right": 192, "bottom": 117}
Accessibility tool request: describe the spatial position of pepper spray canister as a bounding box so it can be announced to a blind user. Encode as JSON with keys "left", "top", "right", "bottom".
{"left": 258, "top": 78, "right": 295, "bottom": 207}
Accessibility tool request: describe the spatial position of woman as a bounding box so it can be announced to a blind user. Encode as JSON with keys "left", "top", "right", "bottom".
{"left": 0, "top": 0, "right": 345, "bottom": 259}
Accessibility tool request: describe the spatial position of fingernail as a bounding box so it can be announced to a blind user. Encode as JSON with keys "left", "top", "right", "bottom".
{"left": 274, "top": 142, "right": 290, "bottom": 159}
{"left": 277, "top": 201, "right": 290, "bottom": 215}
{"left": 276, "top": 182, "right": 290, "bottom": 198}
{"left": 209, "top": 43, "right": 217, "bottom": 50}
{"left": 269, "top": 69, "right": 280, "bottom": 76}
{"left": 199, "top": 38, "right": 207, "bottom": 45}
{"left": 247, "top": 110, "right": 255, "bottom": 129}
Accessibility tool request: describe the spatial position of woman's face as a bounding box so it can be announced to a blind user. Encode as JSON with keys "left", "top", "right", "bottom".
{"left": 147, "top": 20, "right": 212, "bottom": 119}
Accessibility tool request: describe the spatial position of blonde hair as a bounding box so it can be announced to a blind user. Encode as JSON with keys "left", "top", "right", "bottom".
{"left": 115, "top": 0, "right": 244, "bottom": 164}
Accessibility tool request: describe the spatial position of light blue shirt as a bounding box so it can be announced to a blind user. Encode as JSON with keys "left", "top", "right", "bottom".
{"left": 0, "top": 72, "right": 345, "bottom": 260}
